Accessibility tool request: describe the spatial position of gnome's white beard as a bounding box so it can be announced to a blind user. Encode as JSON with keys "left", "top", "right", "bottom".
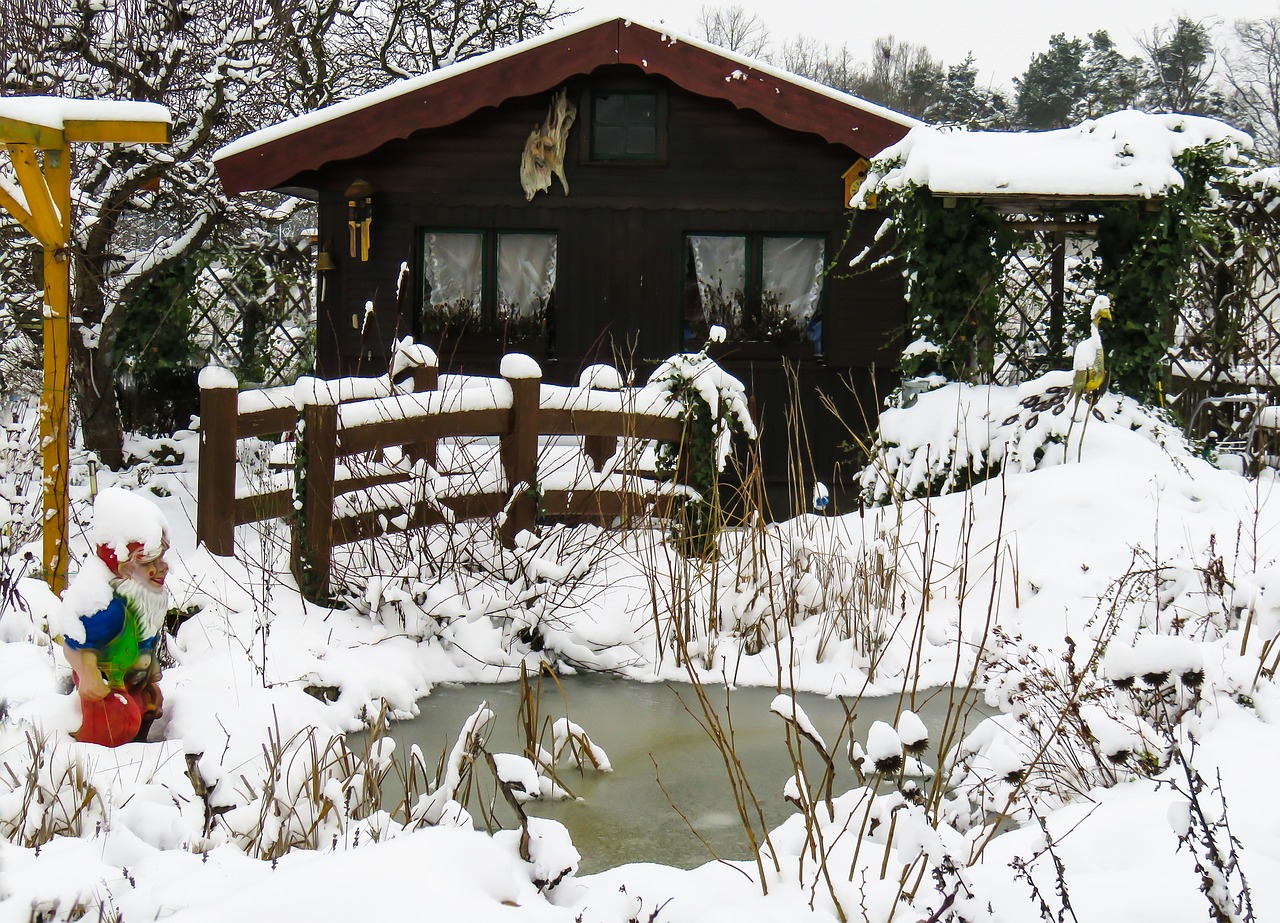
{"left": 116, "top": 576, "right": 170, "bottom": 640}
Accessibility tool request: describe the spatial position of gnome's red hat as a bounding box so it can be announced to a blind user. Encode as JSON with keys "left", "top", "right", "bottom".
{"left": 96, "top": 541, "right": 147, "bottom": 576}
{"left": 88, "top": 486, "right": 171, "bottom": 576}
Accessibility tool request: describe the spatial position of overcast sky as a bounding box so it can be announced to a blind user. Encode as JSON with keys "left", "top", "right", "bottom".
{"left": 565, "top": 1, "right": 1280, "bottom": 91}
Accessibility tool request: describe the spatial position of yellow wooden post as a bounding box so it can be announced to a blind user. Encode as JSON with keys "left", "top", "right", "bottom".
{"left": 0, "top": 99, "right": 169, "bottom": 595}
{"left": 42, "top": 144, "right": 72, "bottom": 594}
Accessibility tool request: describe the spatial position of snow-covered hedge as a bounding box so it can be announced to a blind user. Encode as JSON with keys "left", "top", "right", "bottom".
{"left": 858, "top": 371, "right": 1189, "bottom": 505}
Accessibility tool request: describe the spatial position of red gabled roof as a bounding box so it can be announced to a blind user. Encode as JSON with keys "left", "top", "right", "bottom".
{"left": 214, "top": 18, "right": 918, "bottom": 196}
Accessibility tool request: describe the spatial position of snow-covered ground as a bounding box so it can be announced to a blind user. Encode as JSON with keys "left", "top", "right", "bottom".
{"left": 3, "top": 370, "right": 1280, "bottom": 922}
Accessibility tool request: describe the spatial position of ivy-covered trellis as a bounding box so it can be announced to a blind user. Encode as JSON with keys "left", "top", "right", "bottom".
{"left": 855, "top": 112, "right": 1255, "bottom": 409}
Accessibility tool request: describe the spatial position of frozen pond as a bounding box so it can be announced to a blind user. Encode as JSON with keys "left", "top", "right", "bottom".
{"left": 372, "top": 674, "right": 987, "bottom": 873}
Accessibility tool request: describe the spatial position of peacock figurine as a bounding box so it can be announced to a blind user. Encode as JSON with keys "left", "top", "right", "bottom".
{"left": 1067, "top": 294, "right": 1112, "bottom": 458}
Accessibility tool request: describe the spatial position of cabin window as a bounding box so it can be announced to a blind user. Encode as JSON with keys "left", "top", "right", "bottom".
{"left": 588, "top": 91, "right": 664, "bottom": 161}
{"left": 420, "top": 230, "right": 557, "bottom": 338}
{"left": 684, "top": 234, "right": 825, "bottom": 349}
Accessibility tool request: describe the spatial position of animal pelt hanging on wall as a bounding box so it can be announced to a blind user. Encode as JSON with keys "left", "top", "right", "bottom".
{"left": 520, "top": 87, "right": 577, "bottom": 202}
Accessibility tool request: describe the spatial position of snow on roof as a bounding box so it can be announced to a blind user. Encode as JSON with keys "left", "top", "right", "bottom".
{"left": 0, "top": 96, "right": 171, "bottom": 129}
{"left": 213, "top": 23, "right": 568, "bottom": 162}
{"left": 854, "top": 110, "right": 1252, "bottom": 204}
{"left": 214, "top": 16, "right": 917, "bottom": 165}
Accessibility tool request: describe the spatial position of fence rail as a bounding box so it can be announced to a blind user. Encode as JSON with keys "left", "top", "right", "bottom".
{"left": 197, "top": 347, "right": 697, "bottom": 600}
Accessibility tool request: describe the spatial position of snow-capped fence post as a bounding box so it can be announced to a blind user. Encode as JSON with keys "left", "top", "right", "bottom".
{"left": 197, "top": 367, "right": 239, "bottom": 556}
{"left": 580, "top": 364, "right": 622, "bottom": 472}
{"left": 499, "top": 354, "right": 542, "bottom": 548}
{"left": 405, "top": 357, "right": 439, "bottom": 470}
{"left": 292, "top": 383, "right": 339, "bottom": 602}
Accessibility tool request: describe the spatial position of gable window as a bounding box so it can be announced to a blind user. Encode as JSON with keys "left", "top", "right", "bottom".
{"left": 420, "top": 230, "right": 557, "bottom": 340}
{"left": 684, "top": 234, "right": 825, "bottom": 349}
{"left": 586, "top": 90, "right": 666, "bottom": 162}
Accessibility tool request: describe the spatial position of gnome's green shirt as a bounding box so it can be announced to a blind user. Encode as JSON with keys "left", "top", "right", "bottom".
{"left": 62, "top": 593, "right": 157, "bottom": 687}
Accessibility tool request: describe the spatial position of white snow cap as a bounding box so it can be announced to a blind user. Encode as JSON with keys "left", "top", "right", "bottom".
{"left": 1105, "top": 634, "right": 1205, "bottom": 684}
{"left": 198, "top": 365, "right": 238, "bottom": 390}
{"left": 0, "top": 96, "right": 170, "bottom": 130}
{"left": 866, "top": 720, "right": 903, "bottom": 771}
{"left": 708, "top": 324, "right": 727, "bottom": 343}
{"left": 854, "top": 110, "right": 1251, "bottom": 205}
{"left": 391, "top": 337, "right": 438, "bottom": 376}
{"left": 896, "top": 710, "right": 928, "bottom": 749}
{"left": 770, "top": 693, "right": 827, "bottom": 750}
{"left": 578, "top": 364, "right": 623, "bottom": 390}
{"left": 52, "top": 556, "right": 115, "bottom": 638}
{"left": 812, "top": 481, "right": 830, "bottom": 510}
{"left": 89, "top": 487, "right": 169, "bottom": 560}
{"left": 500, "top": 353, "right": 542, "bottom": 380}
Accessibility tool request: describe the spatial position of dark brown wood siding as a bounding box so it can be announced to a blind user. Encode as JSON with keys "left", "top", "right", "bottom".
{"left": 313, "top": 66, "right": 905, "bottom": 486}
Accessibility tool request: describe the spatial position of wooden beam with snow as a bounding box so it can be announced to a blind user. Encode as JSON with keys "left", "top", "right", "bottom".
{"left": 0, "top": 96, "right": 171, "bottom": 595}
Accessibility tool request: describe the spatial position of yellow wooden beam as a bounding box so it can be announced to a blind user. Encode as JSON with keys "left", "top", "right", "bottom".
{"left": 38, "top": 141, "right": 72, "bottom": 595}
{"left": 63, "top": 118, "right": 170, "bottom": 145}
{"left": 0, "top": 178, "right": 52, "bottom": 248}
{"left": 6, "top": 144, "right": 64, "bottom": 247}
{"left": 0, "top": 115, "right": 64, "bottom": 148}
{"left": 0, "top": 116, "right": 170, "bottom": 147}
{"left": 0, "top": 101, "right": 170, "bottom": 596}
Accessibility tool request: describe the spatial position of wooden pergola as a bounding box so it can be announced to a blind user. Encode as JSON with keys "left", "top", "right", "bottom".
{"left": 0, "top": 97, "right": 169, "bottom": 594}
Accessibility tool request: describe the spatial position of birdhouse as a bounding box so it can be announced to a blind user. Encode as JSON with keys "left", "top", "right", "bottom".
{"left": 843, "top": 158, "right": 874, "bottom": 209}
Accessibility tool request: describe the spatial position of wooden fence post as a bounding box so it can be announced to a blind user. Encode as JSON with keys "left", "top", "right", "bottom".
{"left": 580, "top": 364, "right": 621, "bottom": 472}
{"left": 407, "top": 356, "right": 439, "bottom": 469}
{"left": 197, "top": 367, "right": 238, "bottom": 556}
{"left": 291, "top": 391, "right": 339, "bottom": 602}
{"left": 500, "top": 354, "right": 541, "bottom": 548}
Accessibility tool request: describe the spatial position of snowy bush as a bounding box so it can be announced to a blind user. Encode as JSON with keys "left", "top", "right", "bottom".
{"left": 857, "top": 371, "right": 1190, "bottom": 505}
{"left": 648, "top": 333, "right": 757, "bottom": 558}
{"left": 0, "top": 727, "right": 104, "bottom": 848}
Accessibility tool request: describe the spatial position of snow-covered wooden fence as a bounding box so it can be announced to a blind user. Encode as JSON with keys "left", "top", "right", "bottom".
{"left": 197, "top": 344, "right": 695, "bottom": 600}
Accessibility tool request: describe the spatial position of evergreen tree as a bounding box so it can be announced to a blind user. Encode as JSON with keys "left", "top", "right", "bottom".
{"left": 1074, "top": 31, "right": 1146, "bottom": 120}
{"left": 1140, "top": 17, "right": 1223, "bottom": 113}
{"left": 1014, "top": 33, "right": 1086, "bottom": 129}
{"left": 926, "top": 54, "right": 1009, "bottom": 128}
{"left": 778, "top": 34, "right": 944, "bottom": 119}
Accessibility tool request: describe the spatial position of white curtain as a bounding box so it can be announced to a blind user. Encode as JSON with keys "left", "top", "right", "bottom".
{"left": 689, "top": 235, "right": 746, "bottom": 329}
{"left": 762, "top": 237, "right": 825, "bottom": 323}
{"left": 423, "top": 232, "right": 483, "bottom": 312}
{"left": 498, "top": 233, "right": 557, "bottom": 318}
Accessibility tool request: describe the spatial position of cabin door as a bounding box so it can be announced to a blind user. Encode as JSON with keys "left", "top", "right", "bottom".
{"left": 561, "top": 209, "right": 678, "bottom": 369}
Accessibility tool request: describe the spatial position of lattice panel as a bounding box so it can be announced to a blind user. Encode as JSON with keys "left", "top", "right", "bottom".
{"left": 1169, "top": 185, "right": 1280, "bottom": 423}
{"left": 189, "top": 237, "right": 316, "bottom": 386}
{"left": 988, "top": 233, "right": 1096, "bottom": 385}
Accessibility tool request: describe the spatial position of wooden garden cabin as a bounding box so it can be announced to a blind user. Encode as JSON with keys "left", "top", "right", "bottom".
{"left": 214, "top": 17, "right": 917, "bottom": 503}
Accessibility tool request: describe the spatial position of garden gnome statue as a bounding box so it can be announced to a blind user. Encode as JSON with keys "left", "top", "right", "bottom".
{"left": 52, "top": 487, "right": 171, "bottom": 746}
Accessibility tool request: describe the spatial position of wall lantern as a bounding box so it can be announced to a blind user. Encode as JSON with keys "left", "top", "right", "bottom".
{"left": 315, "top": 247, "right": 336, "bottom": 300}
{"left": 344, "top": 178, "right": 375, "bottom": 261}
